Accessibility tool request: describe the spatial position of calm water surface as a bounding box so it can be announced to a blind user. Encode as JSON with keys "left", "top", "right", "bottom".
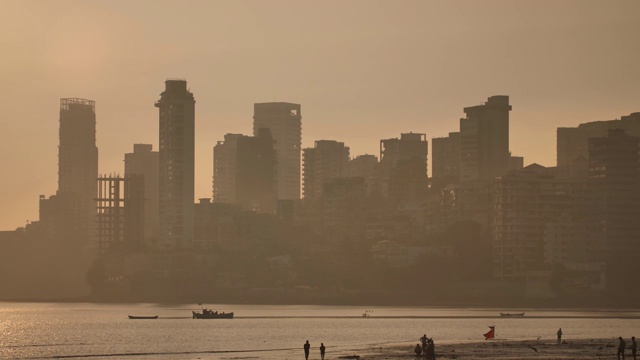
{"left": 1, "top": 302, "right": 639, "bottom": 359}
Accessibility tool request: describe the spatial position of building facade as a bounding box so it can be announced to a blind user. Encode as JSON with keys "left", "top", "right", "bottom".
{"left": 431, "top": 132, "right": 460, "bottom": 188}
{"left": 213, "top": 134, "right": 242, "bottom": 204}
{"left": 348, "top": 154, "right": 381, "bottom": 196}
{"left": 588, "top": 129, "right": 640, "bottom": 292}
{"left": 459, "top": 95, "right": 511, "bottom": 182}
{"left": 57, "top": 98, "right": 99, "bottom": 249}
{"left": 303, "top": 140, "right": 350, "bottom": 200}
{"left": 124, "top": 144, "right": 159, "bottom": 249}
{"left": 557, "top": 112, "right": 640, "bottom": 178}
{"left": 253, "top": 102, "right": 302, "bottom": 201}
{"left": 379, "top": 132, "right": 428, "bottom": 202}
{"left": 213, "top": 131, "right": 277, "bottom": 214}
{"left": 155, "top": 80, "right": 195, "bottom": 250}
{"left": 493, "top": 164, "right": 594, "bottom": 280}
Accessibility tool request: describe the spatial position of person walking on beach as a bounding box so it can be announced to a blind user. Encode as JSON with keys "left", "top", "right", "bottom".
{"left": 618, "top": 337, "right": 626, "bottom": 360}
{"left": 631, "top": 336, "right": 637, "bottom": 360}
{"left": 304, "top": 340, "right": 311, "bottom": 360}
{"left": 320, "top": 342, "right": 326, "bottom": 360}
{"left": 557, "top": 328, "right": 562, "bottom": 344}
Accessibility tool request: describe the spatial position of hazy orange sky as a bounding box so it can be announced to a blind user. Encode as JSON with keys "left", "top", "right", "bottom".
{"left": 1, "top": 0, "right": 638, "bottom": 230}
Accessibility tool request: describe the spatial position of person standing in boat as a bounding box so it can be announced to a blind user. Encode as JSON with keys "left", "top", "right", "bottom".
{"left": 304, "top": 340, "right": 311, "bottom": 360}
{"left": 557, "top": 328, "right": 562, "bottom": 344}
{"left": 320, "top": 342, "right": 326, "bottom": 360}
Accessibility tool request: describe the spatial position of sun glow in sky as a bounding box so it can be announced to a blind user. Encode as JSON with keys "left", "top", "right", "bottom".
{"left": 0, "top": 0, "right": 638, "bottom": 229}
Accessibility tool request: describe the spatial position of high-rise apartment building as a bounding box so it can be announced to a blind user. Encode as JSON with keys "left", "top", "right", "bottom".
{"left": 588, "top": 129, "right": 640, "bottom": 292}
{"left": 303, "top": 140, "right": 350, "bottom": 200}
{"left": 459, "top": 95, "right": 511, "bottom": 182}
{"left": 432, "top": 132, "right": 460, "bottom": 187}
{"left": 124, "top": 144, "right": 159, "bottom": 248}
{"left": 213, "top": 130, "right": 277, "bottom": 214}
{"left": 213, "top": 134, "right": 242, "bottom": 205}
{"left": 348, "top": 154, "right": 381, "bottom": 196}
{"left": 557, "top": 112, "right": 640, "bottom": 178}
{"left": 253, "top": 102, "right": 302, "bottom": 200}
{"left": 322, "top": 177, "right": 366, "bottom": 244}
{"left": 57, "top": 98, "right": 99, "bottom": 247}
{"left": 380, "top": 132, "right": 428, "bottom": 202}
{"left": 155, "top": 80, "right": 195, "bottom": 250}
{"left": 493, "top": 164, "right": 592, "bottom": 280}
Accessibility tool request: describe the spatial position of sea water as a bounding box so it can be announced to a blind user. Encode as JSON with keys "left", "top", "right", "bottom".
{"left": 1, "top": 302, "right": 639, "bottom": 359}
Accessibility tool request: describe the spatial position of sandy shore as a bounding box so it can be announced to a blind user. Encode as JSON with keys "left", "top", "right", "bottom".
{"left": 332, "top": 338, "right": 630, "bottom": 359}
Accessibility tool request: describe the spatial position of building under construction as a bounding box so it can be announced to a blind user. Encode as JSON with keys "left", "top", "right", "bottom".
{"left": 96, "top": 175, "right": 145, "bottom": 254}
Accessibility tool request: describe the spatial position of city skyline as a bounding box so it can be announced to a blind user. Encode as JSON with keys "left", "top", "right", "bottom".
{"left": 1, "top": 0, "right": 640, "bottom": 229}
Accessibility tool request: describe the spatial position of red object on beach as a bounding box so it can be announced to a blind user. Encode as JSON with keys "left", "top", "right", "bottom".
{"left": 483, "top": 326, "right": 495, "bottom": 340}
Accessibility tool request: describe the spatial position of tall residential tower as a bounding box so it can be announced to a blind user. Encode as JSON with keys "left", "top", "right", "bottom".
{"left": 124, "top": 144, "right": 159, "bottom": 249}
{"left": 155, "top": 80, "right": 195, "bottom": 250}
{"left": 459, "top": 95, "right": 511, "bottom": 182}
{"left": 57, "top": 98, "right": 99, "bottom": 246}
{"left": 253, "top": 102, "right": 302, "bottom": 200}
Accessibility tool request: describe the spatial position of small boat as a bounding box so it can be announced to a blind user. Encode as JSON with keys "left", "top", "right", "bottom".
{"left": 128, "top": 315, "right": 158, "bottom": 319}
{"left": 192, "top": 309, "right": 234, "bottom": 319}
{"left": 500, "top": 312, "right": 525, "bottom": 317}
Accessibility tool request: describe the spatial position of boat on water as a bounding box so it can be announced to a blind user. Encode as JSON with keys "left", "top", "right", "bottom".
{"left": 192, "top": 309, "right": 234, "bottom": 319}
{"left": 128, "top": 315, "right": 158, "bottom": 319}
{"left": 500, "top": 312, "right": 525, "bottom": 317}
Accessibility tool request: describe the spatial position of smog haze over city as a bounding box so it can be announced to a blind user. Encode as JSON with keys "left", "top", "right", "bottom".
{"left": 1, "top": 1, "right": 640, "bottom": 359}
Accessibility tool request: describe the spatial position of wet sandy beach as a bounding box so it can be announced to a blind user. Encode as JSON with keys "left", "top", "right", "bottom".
{"left": 334, "top": 338, "right": 631, "bottom": 360}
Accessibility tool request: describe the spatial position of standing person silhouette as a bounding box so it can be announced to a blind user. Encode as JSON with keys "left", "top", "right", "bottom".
{"left": 427, "top": 338, "right": 436, "bottom": 360}
{"left": 420, "top": 334, "right": 428, "bottom": 354}
{"left": 320, "top": 342, "right": 326, "bottom": 360}
{"left": 557, "top": 328, "right": 563, "bottom": 344}
{"left": 304, "top": 340, "right": 311, "bottom": 360}
{"left": 631, "top": 336, "right": 637, "bottom": 360}
{"left": 618, "top": 337, "right": 626, "bottom": 360}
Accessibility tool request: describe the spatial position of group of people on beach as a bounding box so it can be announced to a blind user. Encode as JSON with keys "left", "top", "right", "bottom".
{"left": 617, "top": 336, "right": 637, "bottom": 360}
{"left": 414, "top": 334, "right": 435, "bottom": 359}
{"left": 303, "top": 340, "right": 326, "bottom": 360}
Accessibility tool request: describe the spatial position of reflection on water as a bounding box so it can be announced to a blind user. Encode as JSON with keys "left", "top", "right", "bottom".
{"left": 1, "top": 303, "right": 639, "bottom": 359}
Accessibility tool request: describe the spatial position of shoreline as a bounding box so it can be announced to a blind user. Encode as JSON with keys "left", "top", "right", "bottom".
{"left": 335, "top": 338, "right": 630, "bottom": 359}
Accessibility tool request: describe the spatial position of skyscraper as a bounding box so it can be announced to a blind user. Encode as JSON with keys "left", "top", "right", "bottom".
{"left": 379, "top": 132, "right": 428, "bottom": 202}
{"left": 213, "top": 134, "right": 242, "bottom": 204}
{"left": 57, "top": 98, "right": 98, "bottom": 246}
{"left": 432, "top": 132, "right": 460, "bottom": 187}
{"left": 124, "top": 144, "right": 159, "bottom": 249}
{"left": 348, "top": 154, "right": 381, "bottom": 196}
{"left": 213, "top": 130, "right": 277, "bottom": 213}
{"left": 155, "top": 80, "right": 195, "bottom": 250}
{"left": 253, "top": 102, "right": 302, "bottom": 200}
{"left": 588, "top": 129, "right": 640, "bottom": 293}
{"left": 459, "top": 95, "right": 511, "bottom": 182}
{"left": 303, "top": 140, "right": 350, "bottom": 200}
